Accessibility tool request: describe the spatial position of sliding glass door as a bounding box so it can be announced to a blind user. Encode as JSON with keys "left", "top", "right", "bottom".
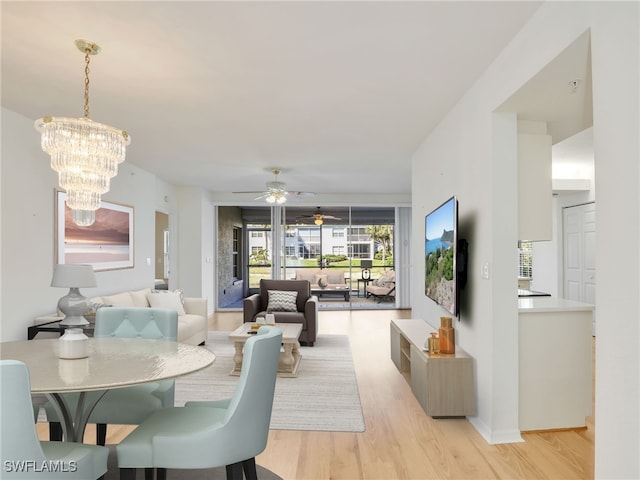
{"left": 217, "top": 205, "right": 398, "bottom": 310}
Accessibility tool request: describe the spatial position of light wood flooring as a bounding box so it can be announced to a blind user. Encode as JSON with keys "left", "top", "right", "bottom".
{"left": 37, "top": 309, "right": 594, "bottom": 479}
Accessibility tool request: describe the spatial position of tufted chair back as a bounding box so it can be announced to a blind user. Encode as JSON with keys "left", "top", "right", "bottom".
{"left": 94, "top": 307, "right": 178, "bottom": 340}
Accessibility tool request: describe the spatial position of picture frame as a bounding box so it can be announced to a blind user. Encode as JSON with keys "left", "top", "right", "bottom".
{"left": 55, "top": 190, "right": 134, "bottom": 271}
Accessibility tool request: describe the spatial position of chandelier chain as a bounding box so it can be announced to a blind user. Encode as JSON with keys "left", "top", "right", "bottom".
{"left": 83, "top": 49, "right": 91, "bottom": 119}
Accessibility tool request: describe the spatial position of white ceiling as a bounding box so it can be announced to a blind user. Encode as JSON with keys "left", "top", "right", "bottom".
{"left": 2, "top": 1, "right": 551, "bottom": 198}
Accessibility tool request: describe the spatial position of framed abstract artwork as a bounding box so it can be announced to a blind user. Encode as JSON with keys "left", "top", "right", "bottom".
{"left": 55, "top": 190, "right": 134, "bottom": 271}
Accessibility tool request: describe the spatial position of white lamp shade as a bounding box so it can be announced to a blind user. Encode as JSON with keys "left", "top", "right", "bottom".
{"left": 51, "top": 264, "right": 97, "bottom": 288}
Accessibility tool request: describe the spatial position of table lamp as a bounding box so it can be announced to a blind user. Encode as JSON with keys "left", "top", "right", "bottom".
{"left": 51, "top": 264, "right": 97, "bottom": 326}
{"left": 360, "top": 259, "right": 372, "bottom": 280}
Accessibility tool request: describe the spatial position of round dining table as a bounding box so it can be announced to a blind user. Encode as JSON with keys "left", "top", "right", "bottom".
{"left": 1, "top": 337, "right": 215, "bottom": 443}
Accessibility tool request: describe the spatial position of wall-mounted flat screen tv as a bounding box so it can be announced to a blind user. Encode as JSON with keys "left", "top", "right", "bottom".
{"left": 425, "top": 196, "right": 461, "bottom": 316}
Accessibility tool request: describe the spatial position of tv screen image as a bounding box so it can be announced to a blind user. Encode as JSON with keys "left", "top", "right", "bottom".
{"left": 425, "top": 196, "right": 458, "bottom": 315}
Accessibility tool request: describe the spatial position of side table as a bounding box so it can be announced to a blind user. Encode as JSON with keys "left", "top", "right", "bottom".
{"left": 28, "top": 316, "right": 95, "bottom": 340}
{"left": 357, "top": 278, "right": 373, "bottom": 297}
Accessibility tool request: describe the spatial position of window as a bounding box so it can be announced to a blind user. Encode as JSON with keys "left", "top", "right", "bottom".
{"left": 348, "top": 243, "right": 371, "bottom": 258}
{"left": 251, "top": 231, "right": 262, "bottom": 238}
{"left": 332, "top": 229, "right": 345, "bottom": 238}
{"left": 332, "top": 246, "right": 345, "bottom": 255}
{"left": 518, "top": 241, "right": 533, "bottom": 278}
{"left": 232, "top": 227, "right": 241, "bottom": 279}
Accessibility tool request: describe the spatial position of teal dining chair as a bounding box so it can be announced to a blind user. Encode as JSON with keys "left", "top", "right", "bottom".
{"left": 46, "top": 307, "right": 179, "bottom": 445}
{"left": 1, "top": 360, "right": 108, "bottom": 479}
{"left": 116, "top": 325, "right": 282, "bottom": 480}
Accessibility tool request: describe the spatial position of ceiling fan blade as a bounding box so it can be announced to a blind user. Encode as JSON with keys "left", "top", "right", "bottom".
{"left": 233, "top": 169, "right": 316, "bottom": 202}
{"left": 286, "top": 191, "right": 316, "bottom": 197}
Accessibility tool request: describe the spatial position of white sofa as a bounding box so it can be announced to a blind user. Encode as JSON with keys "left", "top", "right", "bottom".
{"left": 89, "top": 288, "right": 208, "bottom": 345}
{"left": 294, "top": 269, "right": 348, "bottom": 289}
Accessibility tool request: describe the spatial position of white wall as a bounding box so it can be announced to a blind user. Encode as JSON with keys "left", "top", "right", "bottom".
{"left": 176, "top": 186, "right": 215, "bottom": 313}
{"left": 411, "top": 2, "right": 638, "bottom": 477}
{"left": 1, "top": 108, "right": 174, "bottom": 341}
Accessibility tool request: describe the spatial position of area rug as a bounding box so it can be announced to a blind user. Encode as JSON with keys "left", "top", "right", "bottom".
{"left": 174, "top": 332, "right": 366, "bottom": 432}
{"left": 103, "top": 446, "right": 282, "bottom": 480}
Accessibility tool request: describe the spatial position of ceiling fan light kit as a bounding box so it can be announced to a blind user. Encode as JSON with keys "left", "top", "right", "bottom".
{"left": 233, "top": 168, "right": 315, "bottom": 204}
{"left": 297, "top": 207, "right": 342, "bottom": 226}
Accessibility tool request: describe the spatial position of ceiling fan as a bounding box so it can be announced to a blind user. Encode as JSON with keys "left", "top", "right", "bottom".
{"left": 233, "top": 168, "right": 315, "bottom": 204}
{"left": 297, "top": 207, "right": 342, "bottom": 225}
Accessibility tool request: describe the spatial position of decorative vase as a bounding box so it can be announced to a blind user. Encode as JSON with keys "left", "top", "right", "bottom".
{"left": 59, "top": 328, "right": 89, "bottom": 359}
{"left": 428, "top": 332, "right": 440, "bottom": 354}
{"left": 438, "top": 317, "right": 455, "bottom": 354}
{"left": 317, "top": 277, "right": 327, "bottom": 288}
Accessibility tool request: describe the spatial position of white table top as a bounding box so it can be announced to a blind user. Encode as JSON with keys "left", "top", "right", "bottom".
{"left": 229, "top": 323, "right": 302, "bottom": 342}
{"left": 0, "top": 337, "right": 215, "bottom": 393}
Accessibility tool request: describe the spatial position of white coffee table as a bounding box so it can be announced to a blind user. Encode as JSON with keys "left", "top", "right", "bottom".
{"left": 228, "top": 323, "right": 303, "bottom": 377}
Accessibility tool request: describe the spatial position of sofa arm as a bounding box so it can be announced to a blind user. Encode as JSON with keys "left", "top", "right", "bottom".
{"left": 183, "top": 297, "right": 207, "bottom": 318}
{"left": 243, "top": 294, "right": 262, "bottom": 323}
{"left": 304, "top": 296, "right": 318, "bottom": 343}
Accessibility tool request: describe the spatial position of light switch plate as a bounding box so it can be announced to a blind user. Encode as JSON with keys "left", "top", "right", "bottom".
{"left": 481, "top": 262, "right": 490, "bottom": 279}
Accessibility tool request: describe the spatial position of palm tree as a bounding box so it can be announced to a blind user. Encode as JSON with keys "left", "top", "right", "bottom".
{"left": 365, "top": 225, "right": 393, "bottom": 264}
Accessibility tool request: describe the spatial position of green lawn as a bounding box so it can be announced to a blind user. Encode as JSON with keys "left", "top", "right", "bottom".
{"left": 247, "top": 260, "right": 393, "bottom": 288}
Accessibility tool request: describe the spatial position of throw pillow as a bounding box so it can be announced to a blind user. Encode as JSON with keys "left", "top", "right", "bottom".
{"left": 130, "top": 288, "right": 151, "bottom": 307}
{"left": 314, "top": 274, "right": 328, "bottom": 287}
{"left": 102, "top": 292, "right": 135, "bottom": 307}
{"left": 146, "top": 290, "right": 186, "bottom": 315}
{"left": 267, "top": 290, "right": 298, "bottom": 312}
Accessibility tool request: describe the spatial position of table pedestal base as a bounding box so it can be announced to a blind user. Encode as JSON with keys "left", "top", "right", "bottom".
{"left": 232, "top": 340, "right": 301, "bottom": 377}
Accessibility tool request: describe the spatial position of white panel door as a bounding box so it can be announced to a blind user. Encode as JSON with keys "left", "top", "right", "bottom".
{"left": 563, "top": 203, "right": 596, "bottom": 334}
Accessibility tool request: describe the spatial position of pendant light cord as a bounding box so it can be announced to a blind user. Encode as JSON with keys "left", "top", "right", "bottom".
{"left": 83, "top": 49, "right": 91, "bottom": 119}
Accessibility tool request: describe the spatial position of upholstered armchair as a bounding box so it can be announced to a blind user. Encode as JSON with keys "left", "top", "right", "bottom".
{"left": 243, "top": 279, "right": 318, "bottom": 346}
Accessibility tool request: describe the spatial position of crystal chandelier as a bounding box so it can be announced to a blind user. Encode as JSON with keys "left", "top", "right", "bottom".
{"left": 35, "top": 40, "right": 130, "bottom": 226}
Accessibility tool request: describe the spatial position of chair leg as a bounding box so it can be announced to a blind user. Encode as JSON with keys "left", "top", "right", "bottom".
{"left": 156, "top": 468, "right": 167, "bottom": 480}
{"left": 242, "top": 458, "right": 258, "bottom": 480}
{"left": 120, "top": 468, "right": 136, "bottom": 480}
{"left": 226, "top": 462, "right": 243, "bottom": 480}
{"left": 49, "top": 422, "right": 63, "bottom": 441}
{"left": 96, "top": 423, "right": 107, "bottom": 446}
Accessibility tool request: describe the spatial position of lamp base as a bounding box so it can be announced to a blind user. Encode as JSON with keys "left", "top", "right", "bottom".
{"left": 59, "top": 315, "right": 90, "bottom": 326}
{"left": 58, "top": 287, "right": 90, "bottom": 327}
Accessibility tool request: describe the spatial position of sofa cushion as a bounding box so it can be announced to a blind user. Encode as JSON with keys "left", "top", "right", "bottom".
{"left": 267, "top": 290, "right": 298, "bottom": 312}
{"left": 146, "top": 290, "right": 186, "bottom": 316}
{"left": 102, "top": 292, "right": 135, "bottom": 307}
{"left": 297, "top": 271, "right": 316, "bottom": 283}
{"left": 326, "top": 272, "right": 344, "bottom": 284}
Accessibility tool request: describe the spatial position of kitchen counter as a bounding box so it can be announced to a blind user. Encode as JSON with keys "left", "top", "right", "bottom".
{"left": 518, "top": 296, "right": 594, "bottom": 312}
{"left": 518, "top": 296, "right": 593, "bottom": 431}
